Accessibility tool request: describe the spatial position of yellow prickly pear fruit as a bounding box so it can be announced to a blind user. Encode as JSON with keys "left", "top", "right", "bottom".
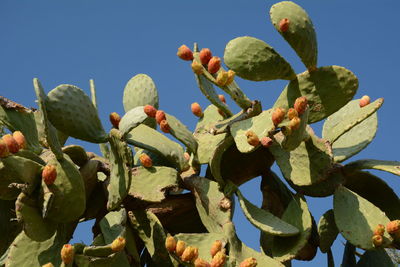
{"left": 42, "top": 263, "right": 54, "bottom": 267}
{"left": 176, "top": 240, "right": 186, "bottom": 256}
{"left": 12, "top": 131, "right": 26, "bottom": 149}
{"left": 373, "top": 224, "right": 385, "bottom": 236}
{"left": 372, "top": 234, "right": 383, "bottom": 247}
{"left": 216, "top": 71, "right": 229, "bottom": 86}
{"left": 226, "top": 70, "right": 235, "bottom": 85}
{"left": 177, "top": 45, "right": 194, "bottom": 61}
{"left": 195, "top": 258, "right": 211, "bottom": 267}
{"left": 210, "top": 240, "right": 222, "bottom": 258}
{"left": 181, "top": 246, "right": 198, "bottom": 262}
{"left": 287, "top": 108, "right": 298, "bottom": 120}
{"left": 139, "top": 153, "right": 153, "bottom": 168}
{"left": 387, "top": 220, "right": 400, "bottom": 239}
{"left": 111, "top": 237, "right": 126, "bottom": 252}
{"left": 165, "top": 235, "right": 177, "bottom": 253}
{"left": 289, "top": 116, "right": 301, "bottom": 131}
{"left": 61, "top": 244, "right": 75, "bottom": 264}
{"left": 192, "top": 61, "right": 203, "bottom": 75}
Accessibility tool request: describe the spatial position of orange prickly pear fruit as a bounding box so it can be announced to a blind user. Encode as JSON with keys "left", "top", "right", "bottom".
{"left": 0, "top": 139, "right": 10, "bottom": 158}
{"left": 372, "top": 234, "right": 383, "bottom": 247}
{"left": 191, "top": 102, "right": 203, "bottom": 117}
{"left": 359, "top": 95, "right": 371, "bottom": 107}
{"left": 165, "top": 235, "right": 177, "bottom": 253}
{"left": 12, "top": 131, "right": 26, "bottom": 149}
{"left": 155, "top": 110, "right": 166, "bottom": 124}
{"left": 216, "top": 71, "right": 229, "bottom": 86}
{"left": 42, "top": 165, "right": 57, "bottom": 186}
{"left": 192, "top": 61, "right": 203, "bottom": 75}
{"left": 245, "top": 130, "right": 260, "bottom": 146}
{"left": 271, "top": 108, "right": 286, "bottom": 126}
{"left": 239, "top": 257, "right": 258, "bottom": 267}
{"left": 387, "top": 220, "right": 400, "bottom": 239}
{"left": 42, "top": 263, "right": 54, "bottom": 267}
{"left": 139, "top": 153, "right": 153, "bottom": 168}
{"left": 200, "top": 48, "right": 212, "bottom": 65}
{"left": 210, "top": 249, "right": 226, "bottom": 267}
{"left": 289, "top": 116, "right": 301, "bottom": 131}
{"left": 177, "top": 45, "right": 193, "bottom": 61}
{"left": 260, "top": 136, "right": 273, "bottom": 148}
{"left": 195, "top": 258, "right": 211, "bottom": 267}
{"left": 218, "top": 94, "right": 226, "bottom": 103}
{"left": 2, "top": 134, "right": 19, "bottom": 153}
{"left": 373, "top": 224, "right": 385, "bottom": 236}
{"left": 181, "top": 246, "right": 198, "bottom": 262}
{"left": 294, "top": 96, "right": 308, "bottom": 115}
{"left": 208, "top": 57, "right": 221, "bottom": 74}
{"left": 279, "top": 18, "right": 290, "bottom": 32}
{"left": 144, "top": 105, "right": 157, "bottom": 118}
{"left": 210, "top": 240, "right": 222, "bottom": 258}
{"left": 159, "top": 120, "right": 170, "bottom": 133}
{"left": 287, "top": 108, "right": 298, "bottom": 120}
{"left": 109, "top": 112, "right": 121, "bottom": 128}
{"left": 61, "top": 244, "right": 75, "bottom": 264}
{"left": 176, "top": 240, "right": 186, "bottom": 256}
{"left": 111, "top": 237, "right": 126, "bottom": 252}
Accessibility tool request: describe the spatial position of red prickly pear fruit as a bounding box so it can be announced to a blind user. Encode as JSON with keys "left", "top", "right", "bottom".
{"left": 111, "top": 237, "right": 126, "bottom": 252}
{"left": 271, "top": 108, "right": 286, "bottom": 126}
{"left": 155, "top": 110, "right": 166, "bottom": 124}
{"left": 210, "top": 249, "right": 226, "bottom": 267}
{"left": 12, "top": 131, "right": 26, "bottom": 149}
{"left": 289, "top": 116, "right": 301, "bottom": 131}
{"left": 144, "top": 105, "right": 157, "bottom": 118}
{"left": 373, "top": 224, "right": 385, "bottom": 236}
{"left": 226, "top": 70, "right": 235, "bottom": 85}
{"left": 287, "top": 108, "right": 298, "bottom": 120}
{"left": 191, "top": 61, "right": 203, "bottom": 75}
{"left": 177, "top": 45, "right": 193, "bottom": 61}
{"left": 372, "top": 234, "right": 383, "bottom": 247}
{"left": 386, "top": 220, "right": 400, "bottom": 237}
{"left": 61, "top": 244, "right": 75, "bottom": 264}
{"left": 195, "top": 258, "right": 211, "bottom": 267}
{"left": 245, "top": 130, "right": 260, "bottom": 146}
{"left": 260, "top": 136, "right": 273, "bottom": 148}
{"left": 208, "top": 57, "right": 221, "bottom": 74}
{"left": 200, "top": 48, "right": 212, "bottom": 65}
{"left": 109, "top": 112, "right": 121, "bottom": 128}
{"left": 42, "top": 263, "right": 54, "bottom": 267}
{"left": 159, "top": 120, "right": 170, "bottom": 133}
{"left": 42, "top": 165, "right": 57, "bottom": 186}
{"left": 0, "top": 139, "right": 10, "bottom": 158}
{"left": 176, "top": 240, "right": 186, "bottom": 256}
{"left": 139, "top": 153, "right": 153, "bottom": 168}
{"left": 2, "top": 134, "right": 20, "bottom": 154}
{"left": 279, "top": 18, "right": 290, "bottom": 32}
{"left": 359, "top": 95, "right": 371, "bottom": 107}
{"left": 191, "top": 102, "right": 203, "bottom": 117}
{"left": 216, "top": 71, "right": 229, "bottom": 86}
{"left": 181, "top": 246, "right": 198, "bottom": 262}
{"left": 165, "top": 235, "right": 177, "bottom": 253}
{"left": 218, "top": 94, "right": 226, "bottom": 103}
{"left": 294, "top": 96, "right": 308, "bottom": 115}
{"left": 210, "top": 240, "right": 223, "bottom": 258}
{"left": 239, "top": 257, "right": 258, "bottom": 267}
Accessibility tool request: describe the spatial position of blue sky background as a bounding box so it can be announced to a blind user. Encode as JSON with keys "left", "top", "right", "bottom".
{"left": 1, "top": 1, "right": 399, "bottom": 266}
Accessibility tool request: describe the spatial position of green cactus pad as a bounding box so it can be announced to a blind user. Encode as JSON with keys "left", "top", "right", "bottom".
{"left": 270, "top": 1, "right": 318, "bottom": 69}
{"left": 332, "top": 113, "right": 377, "bottom": 163}
{"left": 128, "top": 210, "right": 175, "bottom": 267}
{"left": 333, "top": 186, "right": 391, "bottom": 250}
{"left": 230, "top": 109, "right": 275, "bottom": 153}
{"left": 62, "top": 145, "right": 88, "bottom": 167}
{"left": 14, "top": 149, "right": 45, "bottom": 165}
{"left": 223, "top": 36, "right": 296, "bottom": 81}
{"left": 34, "top": 111, "right": 68, "bottom": 149}
{"left": 271, "top": 195, "right": 313, "bottom": 261}
{"left": 46, "top": 84, "right": 108, "bottom": 143}
{"left": 356, "top": 249, "right": 394, "bottom": 267}
{"left": 107, "top": 129, "right": 132, "bottom": 210}
{"left": 236, "top": 189, "right": 299, "bottom": 237}
{"left": 45, "top": 154, "right": 86, "bottom": 222}
{"left": 133, "top": 148, "right": 173, "bottom": 168}
{"left": 123, "top": 74, "right": 159, "bottom": 112}
{"left": 118, "top": 106, "right": 148, "bottom": 136}
{"left": 317, "top": 209, "right": 338, "bottom": 253}
{"left": 126, "top": 124, "right": 188, "bottom": 172}
{"left": 173, "top": 233, "right": 226, "bottom": 262}
{"left": 279, "top": 107, "right": 309, "bottom": 151}
{"left": 165, "top": 113, "right": 198, "bottom": 154}
{"left": 343, "top": 171, "right": 400, "bottom": 220}
{"left": 185, "top": 176, "right": 232, "bottom": 233}
{"left": 0, "top": 161, "right": 22, "bottom": 200}
{"left": 209, "top": 135, "right": 235, "bottom": 186}
{"left": 322, "top": 98, "right": 383, "bottom": 143}
{"left": 223, "top": 222, "right": 285, "bottom": 267}
{"left": 129, "top": 166, "right": 179, "bottom": 203}
{"left": 194, "top": 104, "right": 224, "bottom": 132}
{"left": 344, "top": 159, "right": 400, "bottom": 177}
{"left": 0, "top": 200, "right": 21, "bottom": 257}
{"left": 274, "top": 66, "right": 358, "bottom": 123}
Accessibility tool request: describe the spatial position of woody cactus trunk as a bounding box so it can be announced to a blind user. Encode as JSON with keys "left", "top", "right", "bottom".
{"left": 0, "top": 1, "right": 399, "bottom": 266}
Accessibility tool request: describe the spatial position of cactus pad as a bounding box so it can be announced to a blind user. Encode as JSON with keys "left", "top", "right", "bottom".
{"left": 118, "top": 106, "right": 148, "bottom": 136}
{"left": 317, "top": 209, "right": 338, "bottom": 253}
{"left": 344, "top": 159, "right": 400, "bottom": 177}
{"left": 165, "top": 113, "right": 198, "bottom": 154}
{"left": 123, "top": 74, "right": 159, "bottom": 112}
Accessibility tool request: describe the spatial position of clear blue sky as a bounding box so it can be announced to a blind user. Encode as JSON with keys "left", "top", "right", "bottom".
{"left": 1, "top": 1, "right": 399, "bottom": 266}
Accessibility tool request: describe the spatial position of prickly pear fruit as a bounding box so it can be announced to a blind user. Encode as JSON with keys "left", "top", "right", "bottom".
{"left": 192, "top": 61, "right": 203, "bottom": 75}
{"left": 210, "top": 240, "right": 222, "bottom": 258}
{"left": 61, "top": 244, "right": 75, "bottom": 264}
{"left": 359, "top": 95, "right": 371, "bottom": 107}
{"left": 181, "top": 246, "right": 198, "bottom": 262}
{"left": 12, "top": 131, "right": 26, "bottom": 149}
{"left": 272, "top": 108, "right": 286, "bottom": 126}
{"left": 111, "top": 237, "right": 126, "bottom": 252}
{"left": 109, "top": 112, "right": 121, "bottom": 128}
{"left": 294, "top": 96, "right": 308, "bottom": 115}
{"left": 191, "top": 102, "right": 203, "bottom": 117}
{"left": 287, "top": 108, "right": 298, "bottom": 120}
{"left": 208, "top": 57, "right": 221, "bottom": 74}
{"left": 226, "top": 70, "right": 235, "bottom": 85}
{"left": 195, "top": 258, "right": 211, "bottom": 267}
{"left": 216, "top": 71, "right": 229, "bottom": 86}
{"left": 2, "top": 134, "right": 19, "bottom": 153}
{"left": 372, "top": 234, "right": 383, "bottom": 247}
{"left": 42, "top": 165, "right": 57, "bottom": 185}
{"left": 200, "top": 48, "right": 212, "bottom": 65}
{"left": 139, "top": 153, "right": 153, "bottom": 168}
{"left": 289, "top": 116, "right": 301, "bottom": 131}
{"left": 245, "top": 130, "right": 260, "bottom": 146}
{"left": 387, "top": 220, "right": 400, "bottom": 238}
{"left": 144, "top": 105, "right": 157, "bottom": 118}
{"left": 165, "top": 235, "right": 177, "bottom": 253}
{"left": 279, "top": 18, "right": 290, "bottom": 32}
{"left": 42, "top": 263, "right": 54, "bottom": 267}
{"left": 373, "top": 224, "right": 385, "bottom": 236}
{"left": 239, "top": 257, "right": 258, "bottom": 267}
{"left": 177, "top": 45, "right": 194, "bottom": 61}
{"left": 218, "top": 94, "right": 226, "bottom": 103}
{"left": 260, "top": 136, "right": 273, "bottom": 148}
{"left": 155, "top": 110, "right": 166, "bottom": 124}
{"left": 210, "top": 249, "right": 226, "bottom": 267}
{"left": 160, "top": 119, "right": 170, "bottom": 133}
{"left": 0, "top": 139, "right": 10, "bottom": 158}
{"left": 184, "top": 152, "right": 191, "bottom": 162}
{"left": 219, "top": 197, "right": 231, "bottom": 210}
{"left": 176, "top": 240, "right": 186, "bottom": 256}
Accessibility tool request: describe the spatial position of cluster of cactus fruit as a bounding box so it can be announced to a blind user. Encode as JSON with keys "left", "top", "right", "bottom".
{"left": 0, "top": 1, "right": 399, "bottom": 266}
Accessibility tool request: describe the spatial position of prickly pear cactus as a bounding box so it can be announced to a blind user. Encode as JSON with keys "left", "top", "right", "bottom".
{"left": 0, "top": 1, "right": 398, "bottom": 266}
